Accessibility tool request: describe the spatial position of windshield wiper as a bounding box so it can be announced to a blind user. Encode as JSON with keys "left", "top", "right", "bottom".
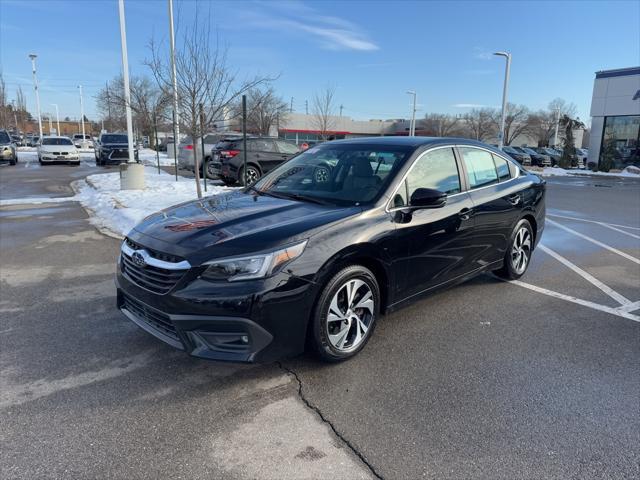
{"left": 267, "top": 191, "right": 333, "bottom": 206}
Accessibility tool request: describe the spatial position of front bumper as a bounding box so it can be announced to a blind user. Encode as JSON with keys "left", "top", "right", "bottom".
{"left": 115, "top": 251, "right": 316, "bottom": 363}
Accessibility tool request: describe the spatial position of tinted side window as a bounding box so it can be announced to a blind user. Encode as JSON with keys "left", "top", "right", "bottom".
{"left": 406, "top": 147, "right": 461, "bottom": 197}
{"left": 492, "top": 154, "right": 511, "bottom": 181}
{"left": 460, "top": 147, "right": 498, "bottom": 188}
{"left": 252, "top": 139, "right": 276, "bottom": 152}
{"left": 276, "top": 140, "right": 299, "bottom": 154}
{"left": 203, "top": 135, "right": 217, "bottom": 144}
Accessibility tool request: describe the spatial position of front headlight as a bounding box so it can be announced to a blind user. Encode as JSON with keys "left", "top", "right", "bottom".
{"left": 201, "top": 240, "right": 307, "bottom": 282}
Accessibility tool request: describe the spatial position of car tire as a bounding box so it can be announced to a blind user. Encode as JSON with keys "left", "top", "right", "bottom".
{"left": 203, "top": 158, "right": 217, "bottom": 179}
{"left": 238, "top": 165, "right": 261, "bottom": 186}
{"left": 9, "top": 158, "right": 17, "bottom": 166}
{"left": 310, "top": 265, "right": 380, "bottom": 362}
{"left": 493, "top": 219, "right": 534, "bottom": 280}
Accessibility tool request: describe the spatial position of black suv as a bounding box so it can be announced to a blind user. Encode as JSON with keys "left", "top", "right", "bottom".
{"left": 211, "top": 137, "right": 300, "bottom": 185}
{"left": 95, "top": 133, "right": 138, "bottom": 166}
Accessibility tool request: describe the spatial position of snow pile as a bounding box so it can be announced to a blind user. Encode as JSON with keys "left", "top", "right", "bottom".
{"left": 73, "top": 167, "right": 233, "bottom": 238}
{"left": 539, "top": 166, "right": 640, "bottom": 178}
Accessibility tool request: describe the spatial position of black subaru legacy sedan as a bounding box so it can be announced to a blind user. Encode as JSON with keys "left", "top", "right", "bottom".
{"left": 116, "top": 137, "right": 545, "bottom": 363}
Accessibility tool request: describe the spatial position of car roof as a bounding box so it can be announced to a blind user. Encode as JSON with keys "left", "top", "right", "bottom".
{"left": 326, "top": 136, "right": 496, "bottom": 150}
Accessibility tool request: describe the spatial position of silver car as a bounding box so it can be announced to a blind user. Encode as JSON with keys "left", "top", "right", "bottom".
{"left": 178, "top": 132, "right": 242, "bottom": 178}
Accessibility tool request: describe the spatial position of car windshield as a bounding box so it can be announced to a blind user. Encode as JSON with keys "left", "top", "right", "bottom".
{"left": 0, "top": 132, "right": 10, "bottom": 143}
{"left": 502, "top": 146, "right": 517, "bottom": 153}
{"left": 102, "top": 134, "right": 128, "bottom": 143}
{"left": 521, "top": 148, "right": 537, "bottom": 155}
{"left": 42, "top": 138, "right": 73, "bottom": 146}
{"left": 252, "top": 143, "right": 412, "bottom": 206}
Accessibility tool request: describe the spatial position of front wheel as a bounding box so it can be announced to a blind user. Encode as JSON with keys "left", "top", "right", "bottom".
{"left": 494, "top": 219, "right": 534, "bottom": 280}
{"left": 311, "top": 265, "right": 380, "bottom": 362}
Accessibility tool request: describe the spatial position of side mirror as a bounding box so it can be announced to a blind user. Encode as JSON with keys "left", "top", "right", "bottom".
{"left": 410, "top": 188, "right": 447, "bottom": 208}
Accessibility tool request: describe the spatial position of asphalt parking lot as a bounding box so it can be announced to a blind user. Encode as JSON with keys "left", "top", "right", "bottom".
{"left": 1, "top": 156, "right": 639, "bottom": 479}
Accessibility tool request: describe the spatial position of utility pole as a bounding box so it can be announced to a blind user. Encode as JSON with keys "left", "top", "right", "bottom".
{"left": 118, "top": 0, "right": 144, "bottom": 189}
{"left": 168, "top": 0, "right": 180, "bottom": 148}
{"left": 78, "top": 85, "right": 86, "bottom": 146}
{"left": 406, "top": 90, "right": 417, "bottom": 136}
{"left": 48, "top": 114, "right": 52, "bottom": 134}
{"left": 28, "top": 54, "right": 43, "bottom": 140}
{"left": 305, "top": 100, "right": 308, "bottom": 115}
{"left": 339, "top": 104, "right": 344, "bottom": 117}
{"left": 51, "top": 104, "right": 60, "bottom": 136}
{"left": 553, "top": 107, "right": 561, "bottom": 147}
{"left": 493, "top": 51, "right": 512, "bottom": 149}
{"left": 290, "top": 97, "right": 294, "bottom": 112}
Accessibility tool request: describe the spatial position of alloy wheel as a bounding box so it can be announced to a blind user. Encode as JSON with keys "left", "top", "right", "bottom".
{"left": 326, "top": 279, "right": 375, "bottom": 352}
{"left": 243, "top": 166, "right": 260, "bottom": 186}
{"left": 511, "top": 226, "right": 532, "bottom": 275}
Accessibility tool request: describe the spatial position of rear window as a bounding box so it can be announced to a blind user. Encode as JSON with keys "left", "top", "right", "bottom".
{"left": 42, "top": 138, "right": 73, "bottom": 146}
{"left": 460, "top": 147, "right": 499, "bottom": 188}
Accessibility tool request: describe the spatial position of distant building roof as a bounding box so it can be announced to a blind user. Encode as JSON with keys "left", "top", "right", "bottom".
{"left": 595, "top": 67, "right": 640, "bottom": 79}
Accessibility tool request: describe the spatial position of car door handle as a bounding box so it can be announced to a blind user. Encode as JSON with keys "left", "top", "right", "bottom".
{"left": 507, "top": 194, "right": 521, "bottom": 205}
{"left": 458, "top": 208, "right": 473, "bottom": 221}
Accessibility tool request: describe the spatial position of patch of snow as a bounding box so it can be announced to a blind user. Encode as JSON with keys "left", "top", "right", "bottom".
{"left": 73, "top": 166, "right": 233, "bottom": 238}
{"left": 138, "top": 148, "right": 175, "bottom": 166}
{"left": 0, "top": 196, "right": 78, "bottom": 206}
{"left": 539, "top": 166, "right": 640, "bottom": 178}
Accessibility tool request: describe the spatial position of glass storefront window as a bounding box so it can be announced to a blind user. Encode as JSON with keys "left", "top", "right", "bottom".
{"left": 600, "top": 115, "right": 640, "bottom": 169}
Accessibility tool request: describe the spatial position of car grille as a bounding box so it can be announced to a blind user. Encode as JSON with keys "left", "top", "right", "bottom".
{"left": 121, "top": 294, "right": 179, "bottom": 341}
{"left": 110, "top": 149, "right": 129, "bottom": 159}
{"left": 124, "top": 238, "right": 183, "bottom": 263}
{"left": 121, "top": 239, "right": 188, "bottom": 294}
{"left": 51, "top": 151, "right": 70, "bottom": 155}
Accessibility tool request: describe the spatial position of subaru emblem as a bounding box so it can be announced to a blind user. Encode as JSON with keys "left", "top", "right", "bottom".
{"left": 132, "top": 251, "right": 146, "bottom": 268}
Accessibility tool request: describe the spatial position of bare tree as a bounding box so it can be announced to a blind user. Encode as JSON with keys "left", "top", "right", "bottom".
{"left": 146, "top": 13, "right": 273, "bottom": 196}
{"left": 234, "top": 86, "right": 289, "bottom": 136}
{"left": 462, "top": 108, "right": 496, "bottom": 141}
{"left": 420, "top": 113, "right": 461, "bottom": 137}
{"left": 97, "top": 75, "right": 171, "bottom": 147}
{"left": 548, "top": 98, "right": 577, "bottom": 119}
{"left": 311, "top": 85, "right": 337, "bottom": 140}
{"left": 0, "top": 73, "right": 7, "bottom": 128}
{"left": 496, "top": 103, "right": 531, "bottom": 145}
{"left": 528, "top": 110, "right": 556, "bottom": 147}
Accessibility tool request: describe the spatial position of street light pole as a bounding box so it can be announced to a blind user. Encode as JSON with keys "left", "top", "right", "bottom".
{"left": 553, "top": 107, "right": 561, "bottom": 147}
{"left": 493, "top": 51, "right": 511, "bottom": 149}
{"left": 51, "top": 104, "right": 60, "bottom": 136}
{"left": 28, "top": 54, "right": 43, "bottom": 140}
{"left": 78, "top": 85, "right": 86, "bottom": 147}
{"left": 168, "top": 0, "right": 180, "bottom": 146}
{"left": 118, "top": 0, "right": 144, "bottom": 190}
{"left": 406, "top": 90, "right": 417, "bottom": 136}
{"left": 48, "top": 114, "right": 52, "bottom": 134}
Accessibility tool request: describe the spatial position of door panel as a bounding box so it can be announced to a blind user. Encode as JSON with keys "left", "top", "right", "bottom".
{"left": 458, "top": 148, "right": 523, "bottom": 267}
{"left": 390, "top": 147, "right": 477, "bottom": 298}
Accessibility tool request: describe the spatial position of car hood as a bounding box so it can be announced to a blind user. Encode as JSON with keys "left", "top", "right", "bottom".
{"left": 102, "top": 143, "right": 131, "bottom": 149}
{"left": 131, "top": 190, "right": 360, "bottom": 262}
{"left": 39, "top": 144, "right": 76, "bottom": 152}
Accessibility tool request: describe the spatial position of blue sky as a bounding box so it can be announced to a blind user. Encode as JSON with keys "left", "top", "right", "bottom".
{"left": 1, "top": 0, "right": 638, "bottom": 124}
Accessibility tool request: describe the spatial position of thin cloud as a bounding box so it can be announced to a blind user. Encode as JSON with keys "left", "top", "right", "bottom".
{"left": 241, "top": 2, "right": 379, "bottom": 51}
{"left": 473, "top": 47, "right": 494, "bottom": 60}
{"left": 453, "top": 103, "right": 496, "bottom": 109}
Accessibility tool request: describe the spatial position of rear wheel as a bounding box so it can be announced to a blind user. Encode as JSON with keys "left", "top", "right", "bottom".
{"left": 494, "top": 219, "right": 534, "bottom": 280}
{"left": 311, "top": 265, "right": 380, "bottom": 362}
{"left": 238, "top": 165, "right": 261, "bottom": 186}
{"left": 203, "top": 157, "right": 218, "bottom": 179}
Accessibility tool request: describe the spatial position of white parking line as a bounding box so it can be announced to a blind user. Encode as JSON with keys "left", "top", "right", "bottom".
{"left": 538, "top": 244, "right": 632, "bottom": 306}
{"left": 507, "top": 280, "right": 640, "bottom": 323}
{"left": 547, "top": 213, "right": 640, "bottom": 232}
{"left": 546, "top": 219, "right": 640, "bottom": 265}
{"left": 617, "top": 301, "right": 640, "bottom": 313}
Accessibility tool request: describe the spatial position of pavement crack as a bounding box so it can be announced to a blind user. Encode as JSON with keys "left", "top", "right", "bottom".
{"left": 277, "top": 361, "right": 385, "bottom": 480}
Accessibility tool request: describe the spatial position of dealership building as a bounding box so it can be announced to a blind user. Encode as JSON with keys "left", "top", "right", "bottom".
{"left": 588, "top": 66, "right": 640, "bottom": 168}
